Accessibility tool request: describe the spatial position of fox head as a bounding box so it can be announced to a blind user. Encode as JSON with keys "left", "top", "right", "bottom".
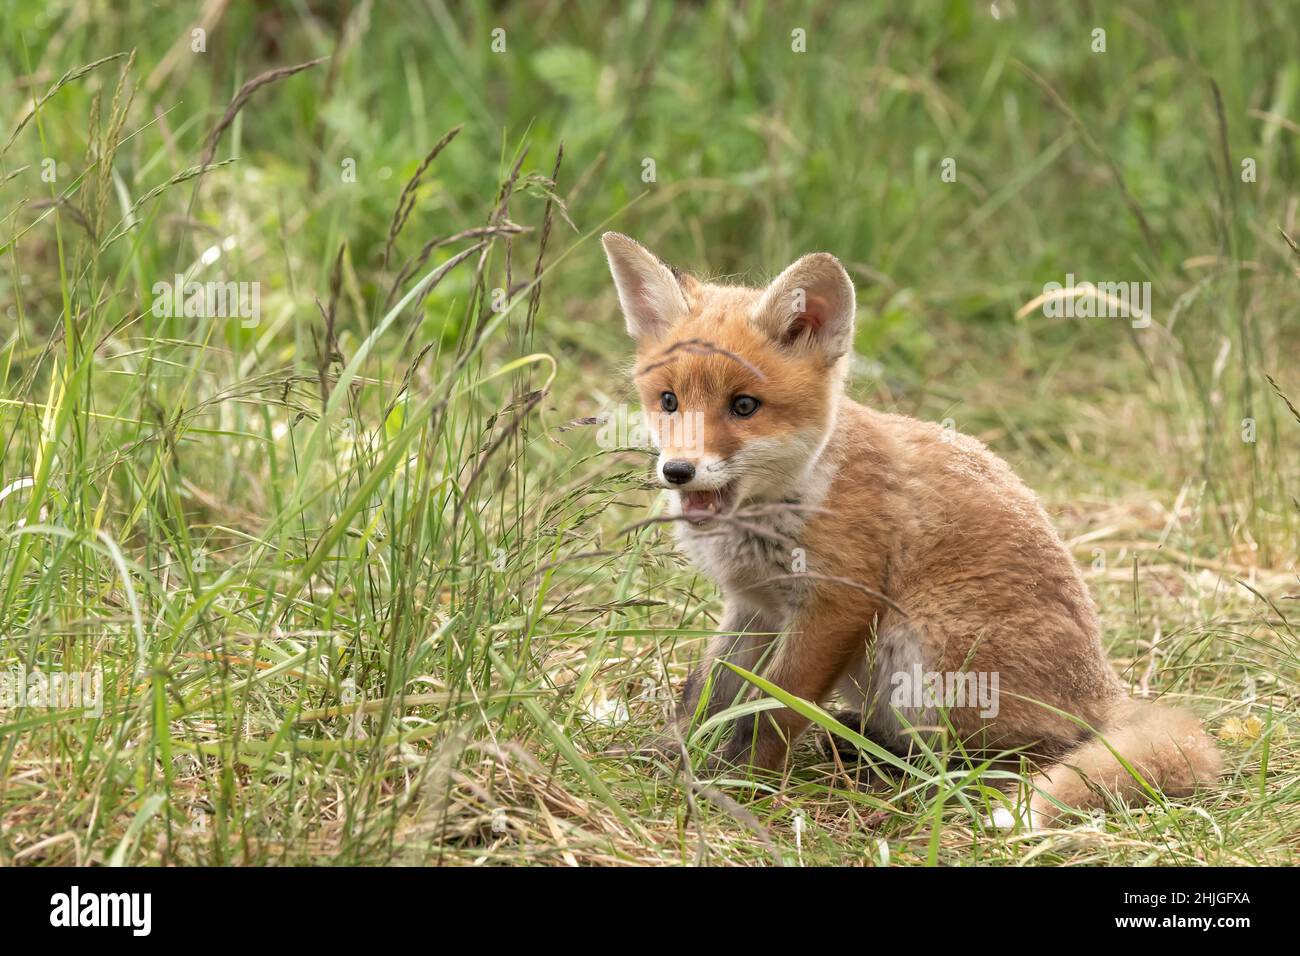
{"left": 601, "top": 232, "right": 856, "bottom": 524}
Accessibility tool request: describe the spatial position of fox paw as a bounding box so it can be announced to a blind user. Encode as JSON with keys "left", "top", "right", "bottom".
{"left": 813, "top": 710, "right": 892, "bottom": 763}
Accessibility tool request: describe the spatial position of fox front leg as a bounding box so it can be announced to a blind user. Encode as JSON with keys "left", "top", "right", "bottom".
{"left": 636, "top": 602, "right": 781, "bottom": 760}
{"left": 718, "top": 606, "right": 863, "bottom": 772}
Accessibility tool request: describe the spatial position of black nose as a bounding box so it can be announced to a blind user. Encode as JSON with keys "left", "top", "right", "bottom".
{"left": 662, "top": 459, "right": 696, "bottom": 485}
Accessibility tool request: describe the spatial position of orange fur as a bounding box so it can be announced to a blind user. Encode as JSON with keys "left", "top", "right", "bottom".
{"left": 602, "top": 232, "right": 1221, "bottom": 825}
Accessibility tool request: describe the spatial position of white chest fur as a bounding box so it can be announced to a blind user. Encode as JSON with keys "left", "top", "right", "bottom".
{"left": 674, "top": 502, "right": 815, "bottom": 616}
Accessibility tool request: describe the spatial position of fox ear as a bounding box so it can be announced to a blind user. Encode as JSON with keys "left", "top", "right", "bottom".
{"left": 601, "top": 232, "right": 690, "bottom": 342}
{"left": 753, "top": 253, "right": 856, "bottom": 357}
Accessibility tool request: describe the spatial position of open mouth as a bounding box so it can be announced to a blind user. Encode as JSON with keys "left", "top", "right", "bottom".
{"left": 678, "top": 482, "right": 737, "bottom": 523}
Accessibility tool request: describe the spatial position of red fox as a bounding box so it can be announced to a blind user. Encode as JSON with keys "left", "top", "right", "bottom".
{"left": 601, "top": 231, "right": 1221, "bottom": 827}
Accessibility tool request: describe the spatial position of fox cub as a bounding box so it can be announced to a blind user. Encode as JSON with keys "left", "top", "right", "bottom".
{"left": 602, "top": 232, "right": 1220, "bottom": 826}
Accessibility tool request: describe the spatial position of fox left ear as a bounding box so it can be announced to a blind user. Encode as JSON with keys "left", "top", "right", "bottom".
{"left": 752, "top": 253, "right": 856, "bottom": 357}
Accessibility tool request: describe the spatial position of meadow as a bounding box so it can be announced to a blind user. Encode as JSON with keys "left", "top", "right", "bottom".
{"left": 0, "top": 0, "right": 1296, "bottom": 866}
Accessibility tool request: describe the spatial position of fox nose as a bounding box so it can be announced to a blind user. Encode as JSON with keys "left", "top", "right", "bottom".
{"left": 661, "top": 459, "right": 696, "bottom": 485}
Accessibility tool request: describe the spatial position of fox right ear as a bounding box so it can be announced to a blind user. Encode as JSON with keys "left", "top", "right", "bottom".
{"left": 601, "top": 232, "right": 689, "bottom": 342}
{"left": 752, "top": 252, "right": 856, "bottom": 359}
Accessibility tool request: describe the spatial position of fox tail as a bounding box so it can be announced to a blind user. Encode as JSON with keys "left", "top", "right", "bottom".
{"left": 994, "top": 698, "right": 1221, "bottom": 829}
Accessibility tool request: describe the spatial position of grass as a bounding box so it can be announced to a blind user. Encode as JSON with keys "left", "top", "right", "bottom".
{"left": 0, "top": 0, "right": 1296, "bottom": 866}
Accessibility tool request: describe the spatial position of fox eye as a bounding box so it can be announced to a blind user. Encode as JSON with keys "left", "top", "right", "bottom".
{"left": 730, "top": 395, "right": 760, "bottom": 417}
{"left": 660, "top": 391, "right": 678, "bottom": 413}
